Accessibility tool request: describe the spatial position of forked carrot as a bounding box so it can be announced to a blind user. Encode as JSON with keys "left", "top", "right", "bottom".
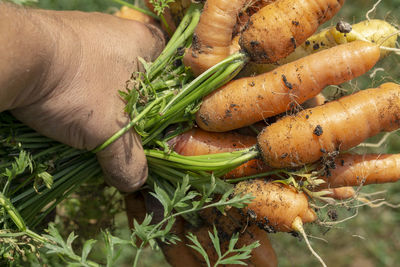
{"left": 183, "top": 0, "right": 247, "bottom": 75}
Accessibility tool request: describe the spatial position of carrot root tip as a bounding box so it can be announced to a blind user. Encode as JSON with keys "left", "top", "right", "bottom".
{"left": 292, "top": 217, "right": 327, "bottom": 267}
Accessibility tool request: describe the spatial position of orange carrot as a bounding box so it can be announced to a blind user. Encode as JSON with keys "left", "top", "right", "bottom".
{"left": 196, "top": 41, "right": 380, "bottom": 132}
{"left": 234, "top": 225, "right": 277, "bottom": 267}
{"left": 258, "top": 83, "right": 400, "bottom": 168}
{"left": 241, "top": 19, "right": 400, "bottom": 76}
{"left": 169, "top": 128, "right": 256, "bottom": 154}
{"left": 320, "top": 153, "right": 400, "bottom": 188}
{"left": 233, "top": 0, "right": 276, "bottom": 36}
{"left": 183, "top": 0, "right": 247, "bottom": 76}
{"left": 169, "top": 128, "right": 270, "bottom": 178}
{"left": 324, "top": 186, "right": 355, "bottom": 200}
{"left": 114, "top": 6, "right": 157, "bottom": 25}
{"left": 302, "top": 93, "right": 326, "bottom": 109}
{"left": 233, "top": 180, "right": 329, "bottom": 266}
{"left": 233, "top": 179, "right": 316, "bottom": 232}
{"left": 240, "top": 0, "right": 345, "bottom": 63}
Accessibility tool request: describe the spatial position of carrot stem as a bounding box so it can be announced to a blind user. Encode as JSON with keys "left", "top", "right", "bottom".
{"left": 160, "top": 14, "right": 173, "bottom": 36}
{"left": 147, "top": 3, "right": 202, "bottom": 81}
{"left": 160, "top": 52, "right": 247, "bottom": 114}
{"left": 144, "top": 147, "right": 258, "bottom": 170}
{"left": 225, "top": 170, "right": 285, "bottom": 183}
{"left": 92, "top": 95, "right": 170, "bottom": 153}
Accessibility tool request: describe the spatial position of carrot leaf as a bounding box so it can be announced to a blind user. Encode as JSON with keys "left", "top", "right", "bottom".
{"left": 186, "top": 224, "right": 260, "bottom": 267}
{"left": 186, "top": 232, "right": 212, "bottom": 267}
{"left": 149, "top": 0, "right": 175, "bottom": 16}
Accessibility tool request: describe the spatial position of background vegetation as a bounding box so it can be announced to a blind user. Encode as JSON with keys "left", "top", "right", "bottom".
{"left": 6, "top": 0, "right": 400, "bottom": 266}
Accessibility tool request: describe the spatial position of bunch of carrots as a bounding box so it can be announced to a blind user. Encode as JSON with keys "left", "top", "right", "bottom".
{"left": 2, "top": 0, "right": 400, "bottom": 266}
{"left": 114, "top": 0, "right": 400, "bottom": 266}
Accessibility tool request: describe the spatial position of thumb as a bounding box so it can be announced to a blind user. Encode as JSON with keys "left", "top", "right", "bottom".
{"left": 96, "top": 130, "right": 147, "bottom": 192}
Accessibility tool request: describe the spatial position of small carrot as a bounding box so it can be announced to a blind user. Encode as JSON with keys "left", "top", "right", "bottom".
{"left": 301, "top": 93, "right": 327, "bottom": 109}
{"left": 320, "top": 153, "right": 400, "bottom": 188}
{"left": 258, "top": 83, "right": 400, "bottom": 168}
{"left": 169, "top": 128, "right": 270, "bottom": 178}
{"left": 233, "top": 179, "right": 327, "bottom": 266}
{"left": 233, "top": 180, "right": 316, "bottom": 232}
{"left": 183, "top": 0, "right": 247, "bottom": 75}
{"left": 196, "top": 41, "right": 380, "bottom": 132}
{"left": 323, "top": 186, "right": 355, "bottom": 200}
{"left": 114, "top": 6, "right": 157, "bottom": 25}
{"left": 239, "top": 0, "right": 345, "bottom": 63}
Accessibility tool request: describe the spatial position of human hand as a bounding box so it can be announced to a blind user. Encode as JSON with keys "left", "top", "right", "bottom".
{"left": 0, "top": 3, "right": 165, "bottom": 191}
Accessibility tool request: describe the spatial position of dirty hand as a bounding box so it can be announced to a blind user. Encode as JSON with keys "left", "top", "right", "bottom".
{"left": 0, "top": 3, "right": 165, "bottom": 191}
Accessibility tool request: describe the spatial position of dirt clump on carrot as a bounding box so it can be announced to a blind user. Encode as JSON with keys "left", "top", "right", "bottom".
{"left": 239, "top": 0, "right": 345, "bottom": 63}
{"left": 257, "top": 83, "right": 400, "bottom": 168}
{"left": 233, "top": 179, "right": 317, "bottom": 232}
{"left": 232, "top": 180, "right": 330, "bottom": 265}
{"left": 233, "top": 0, "right": 276, "bottom": 36}
{"left": 319, "top": 153, "right": 400, "bottom": 188}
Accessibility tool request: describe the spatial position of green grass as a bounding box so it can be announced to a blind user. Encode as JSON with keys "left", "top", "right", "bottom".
{"left": 36, "top": 0, "right": 119, "bottom": 12}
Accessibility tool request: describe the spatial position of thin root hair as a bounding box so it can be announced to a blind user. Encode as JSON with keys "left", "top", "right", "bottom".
{"left": 366, "top": 0, "right": 383, "bottom": 21}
